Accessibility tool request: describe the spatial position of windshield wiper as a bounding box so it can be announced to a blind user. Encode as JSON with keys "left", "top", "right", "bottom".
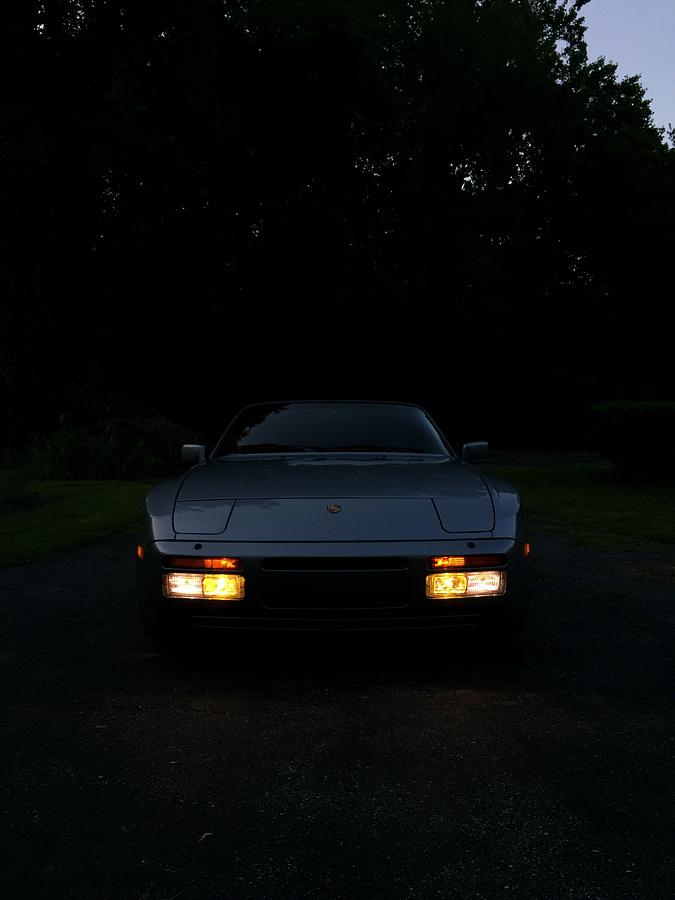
{"left": 224, "top": 443, "right": 439, "bottom": 455}
{"left": 229, "top": 443, "right": 320, "bottom": 454}
{"left": 328, "top": 444, "right": 429, "bottom": 453}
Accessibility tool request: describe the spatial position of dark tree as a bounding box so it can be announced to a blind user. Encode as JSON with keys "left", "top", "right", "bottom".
{"left": 1, "top": 1, "right": 673, "bottom": 443}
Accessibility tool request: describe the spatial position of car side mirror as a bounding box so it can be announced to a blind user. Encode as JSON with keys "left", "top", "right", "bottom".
{"left": 181, "top": 444, "right": 206, "bottom": 466}
{"left": 461, "top": 441, "right": 489, "bottom": 464}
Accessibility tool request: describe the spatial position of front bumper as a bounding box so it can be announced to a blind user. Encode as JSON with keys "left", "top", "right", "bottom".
{"left": 137, "top": 538, "right": 530, "bottom": 632}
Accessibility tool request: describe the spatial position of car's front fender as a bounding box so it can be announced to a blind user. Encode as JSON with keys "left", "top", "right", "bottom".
{"left": 139, "top": 475, "right": 184, "bottom": 544}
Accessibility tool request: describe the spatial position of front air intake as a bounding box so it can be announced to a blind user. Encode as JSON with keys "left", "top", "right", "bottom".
{"left": 261, "top": 557, "right": 409, "bottom": 572}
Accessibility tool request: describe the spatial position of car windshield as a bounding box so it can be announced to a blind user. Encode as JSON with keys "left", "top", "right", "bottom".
{"left": 214, "top": 403, "right": 451, "bottom": 456}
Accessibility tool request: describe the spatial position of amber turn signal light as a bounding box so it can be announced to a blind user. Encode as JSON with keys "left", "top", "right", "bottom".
{"left": 136, "top": 545, "right": 144, "bottom": 560}
{"left": 431, "top": 556, "right": 466, "bottom": 568}
{"left": 430, "top": 555, "right": 505, "bottom": 569}
{"left": 166, "top": 557, "right": 242, "bottom": 570}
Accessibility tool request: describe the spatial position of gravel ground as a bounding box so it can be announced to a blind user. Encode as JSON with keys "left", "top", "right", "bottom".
{"left": 1, "top": 531, "right": 674, "bottom": 899}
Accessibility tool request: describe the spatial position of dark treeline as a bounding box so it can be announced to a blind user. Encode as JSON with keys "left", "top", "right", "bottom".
{"left": 1, "top": 1, "right": 674, "bottom": 447}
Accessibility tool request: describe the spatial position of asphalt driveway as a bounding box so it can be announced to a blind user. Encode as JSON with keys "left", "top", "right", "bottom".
{"left": 1, "top": 532, "right": 674, "bottom": 899}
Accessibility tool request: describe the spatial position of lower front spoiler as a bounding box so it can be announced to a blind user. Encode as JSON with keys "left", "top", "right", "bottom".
{"left": 187, "top": 612, "right": 484, "bottom": 632}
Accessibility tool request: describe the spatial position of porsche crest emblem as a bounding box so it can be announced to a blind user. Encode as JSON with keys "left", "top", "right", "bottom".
{"left": 326, "top": 504, "right": 342, "bottom": 514}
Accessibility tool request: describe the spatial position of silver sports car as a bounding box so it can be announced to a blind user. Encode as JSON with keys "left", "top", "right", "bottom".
{"left": 137, "top": 401, "right": 531, "bottom": 642}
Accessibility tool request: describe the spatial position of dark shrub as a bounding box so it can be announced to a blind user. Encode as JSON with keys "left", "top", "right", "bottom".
{"left": 46, "top": 418, "right": 191, "bottom": 480}
{"left": 588, "top": 401, "right": 675, "bottom": 478}
{"left": 0, "top": 480, "right": 42, "bottom": 511}
{"left": 0, "top": 450, "right": 45, "bottom": 509}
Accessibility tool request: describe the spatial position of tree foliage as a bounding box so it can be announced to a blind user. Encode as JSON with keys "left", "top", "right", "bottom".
{"left": 1, "top": 1, "right": 673, "bottom": 440}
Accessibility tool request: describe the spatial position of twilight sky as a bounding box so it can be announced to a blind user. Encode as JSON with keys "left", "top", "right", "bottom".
{"left": 582, "top": 0, "right": 675, "bottom": 133}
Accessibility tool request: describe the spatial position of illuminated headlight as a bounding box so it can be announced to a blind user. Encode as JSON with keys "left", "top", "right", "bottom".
{"left": 163, "top": 572, "right": 245, "bottom": 600}
{"left": 426, "top": 571, "right": 506, "bottom": 599}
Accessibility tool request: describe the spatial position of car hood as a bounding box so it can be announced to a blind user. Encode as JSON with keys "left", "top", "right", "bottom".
{"left": 173, "top": 456, "right": 495, "bottom": 538}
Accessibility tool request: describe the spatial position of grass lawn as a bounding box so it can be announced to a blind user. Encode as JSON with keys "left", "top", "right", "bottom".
{"left": 0, "top": 477, "right": 149, "bottom": 568}
{"left": 484, "top": 461, "right": 675, "bottom": 553}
